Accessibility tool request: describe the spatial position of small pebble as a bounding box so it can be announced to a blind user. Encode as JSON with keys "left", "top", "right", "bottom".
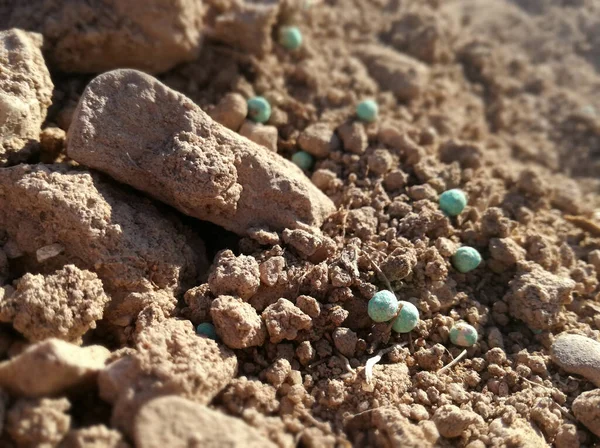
{"left": 452, "top": 246, "right": 482, "bottom": 273}
{"left": 356, "top": 100, "right": 378, "bottom": 123}
{"left": 368, "top": 290, "right": 398, "bottom": 323}
{"left": 449, "top": 322, "right": 478, "bottom": 347}
{"left": 196, "top": 322, "right": 217, "bottom": 340}
{"left": 392, "top": 301, "right": 419, "bottom": 333}
{"left": 551, "top": 334, "right": 600, "bottom": 387}
{"left": 279, "top": 26, "right": 302, "bottom": 50}
{"left": 247, "top": 96, "right": 271, "bottom": 123}
{"left": 291, "top": 151, "right": 314, "bottom": 170}
{"left": 439, "top": 189, "right": 467, "bottom": 216}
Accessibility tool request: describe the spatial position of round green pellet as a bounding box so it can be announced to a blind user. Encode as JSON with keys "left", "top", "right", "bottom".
{"left": 247, "top": 96, "right": 271, "bottom": 123}
{"left": 356, "top": 100, "right": 378, "bottom": 123}
{"left": 279, "top": 26, "right": 302, "bottom": 50}
{"left": 452, "top": 246, "right": 482, "bottom": 273}
{"left": 449, "top": 322, "right": 478, "bottom": 347}
{"left": 196, "top": 322, "right": 217, "bottom": 340}
{"left": 392, "top": 301, "right": 420, "bottom": 333}
{"left": 368, "top": 290, "right": 398, "bottom": 323}
{"left": 439, "top": 189, "right": 467, "bottom": 216}
{"left": 291, "top": 151, "right": 314, "bottom": 170}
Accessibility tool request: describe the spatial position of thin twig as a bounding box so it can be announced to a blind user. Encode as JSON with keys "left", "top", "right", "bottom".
{"left": 438, "top": 349, "right": 467, "bottom": 374}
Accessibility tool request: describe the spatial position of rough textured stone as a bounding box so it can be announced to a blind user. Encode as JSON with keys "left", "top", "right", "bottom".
{"left": 67, "top": 69, "right": 335, "bottom": 235}
{"left": 210, "top": 295, "right": 266, "bottom": 349}
{"left": 0, "top": 164, "right": 203, "bottom": 325}
{"left": 134, "top": 396, "right": 276, "bottom": 448}
{"left": 504, "top": 262, "right": 575, "bottom": 330}
{"left": 98, "top": 319, "right": 237, "bottom": 434}
{"left": 0, "top": 29, "right": 53, "bottom": 165}
{"left": 1, "top": 0, "right": 204, "bottom": 74}
{"left": 0, "top": 339, "right": 109, "bottom": 397}
{"left": 209, "top": 93, "right": 248, "bottom": 132}
{"left": 572, "top": 389, "right": 600, "bottom": 437}
{"left": 208, "top": 1, "right": 279, "bottom": 57}
{"left": 62, "top": 425, "right": 130, "bottom": 448}
{"left": 354, "top": 44, "right": 429, "bottom": 101}
{"left": 6, "top": 397, "right": 71, "bottom": 448}
{"left": 298, "top": 123, "right": 340, "bottom": 158}
{"left": 239, "top": 121, "right": 278, "bottom": 152}
{"left": 551, "top": 334, "right": 600, "bottom": 387}
{"left": 0, "top": 265, "right": 109, "bottom": 344}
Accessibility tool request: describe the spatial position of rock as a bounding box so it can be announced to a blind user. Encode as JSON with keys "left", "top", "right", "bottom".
{"left": 1, "top": 0, "right": 204, "bottom": 74}
{"left": 262, "top": 298, "right": 312, "bottom": 343}
{"left": 98, "top": 319, "right": 237, "bottom": 434}
{"left": 0, "top": 29, "right": 53, "bottom": 165}
{"left": 349, "top": 407, "right": 439, "bottom": 447}
{"left": 0, "top": 339, "right": 109, "bottom": 397}
{"left": 0, "top": 164, "right": 202, "bottom": 325}
{"left": 572, "top": 389, "right": 600, "bottom": 437}
{"left": 504, "top": 262, "right": 575, "bottom": 330}
{"left": 354, "top": 44, "right": 429, "bottom": 101}
{"left": 210, "top": 93, "right": 248, "bottom": 132}
{"left": 0, "top": 265, "right": 109, "bottom": 344}
{"left": 182, "top": 284, "right": 213, "bottom": 325}
{"left": 489, "top": 237, "right": 526, "bottom": 265}
{"left": 208, "top": 1, "right": 279, "bottom": 57}
{"left": 239, "top": 121, "right": 278, "bottom": 152}
{"left": 488, "top": 416, "right": 546, "bottom": 448}
{"left": 210, "top": 295, "right": 266, "bottom": 349}
{"left": 332, "top": 327, "right": 358, "bottom": 358}
{"left": 432, "top": 404, "right": 483, "bottom": 438}
{"left": 337, "top": 122, "right": 368, "bottom": 155}
{"left": 6, "top": 397, "right": 71, "bottom": 447}
{"left": 62, "top": 425, "right": 130, "bottom": 448}
{"left": 311, "top": 169, "right": 338, "bottom": 191}
{"left": 208, "top": 250, "right": 260, "bottom": 301}
{"left": 367, "top": 149, "right": 395, "bottom": 175}
{"left": 282, "top": 228, "right": 336, "bottom": 263}
{"left": 298, "top": 123, "right": 340, "bottom": 158}
{"left": 551, "top": 334, "right": 600, "bottom": 387}
{"left": 67, "top": 69, "right": 335, "bottom": 235}
{"left": 134, "top": 396, "right": 276, "bottom": 448}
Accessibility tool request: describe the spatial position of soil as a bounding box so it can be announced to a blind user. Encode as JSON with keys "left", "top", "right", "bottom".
{"left": 1, "top": 0, "right": 600, "bottom": 446}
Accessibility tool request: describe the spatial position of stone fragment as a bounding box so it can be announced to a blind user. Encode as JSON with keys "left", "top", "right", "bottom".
{"left": 355, "top": 44, "right": 429, "bottom": 101}
{"left": 239, "top": 121, "right": 278, "bottom": 152}
{"left": 98, "top": 319, "right": 237, "bottom": 434}
{"left": 134, "top": 396, "right": 276, "bottom": 448}
{"left": 67, "top": 69, "right": 335, "bottom": 235}
{"left": 572, "top": 389, "right": 600, "bottom": 437}
{"left": 0, "top": 29, "right": 53, "bottom": 165}
{"left": 551, "top": 334, "right": 600, "bottom": 387}
{"left": 0, "top": 164, "right": 202, "bottom": 324}
{"left": 504, "top": 262, "right": 575, "bottom": 330}
{"left": 0, "top": 265, "right": 109, "bottom": 344}
{"left": 210, "top": 93, "right": 247, "bottom": 131}
{"left": 210, "top": 295, "right": 267, "bottom": 349}
{"left": 6, "top": 397, "right": 71, "bottom": 447}
{"left": 0, "top": 339, "right": 109, "bottom": 397}
{"left": 1, "top": 0, "right": 204, "bottom": 73}
{"left": 298, "top": 123, "right": 340, "bottom": 158}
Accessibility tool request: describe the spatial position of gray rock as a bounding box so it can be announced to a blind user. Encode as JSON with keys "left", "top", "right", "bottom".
{"left": 0, "top": 29, "right": 53, "bottom": 165}
{"left": 67, "top": 69, "right": 335, "bottom": 235}
{"left": 551, "top": 334, "right": 600, "bottom": 387}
